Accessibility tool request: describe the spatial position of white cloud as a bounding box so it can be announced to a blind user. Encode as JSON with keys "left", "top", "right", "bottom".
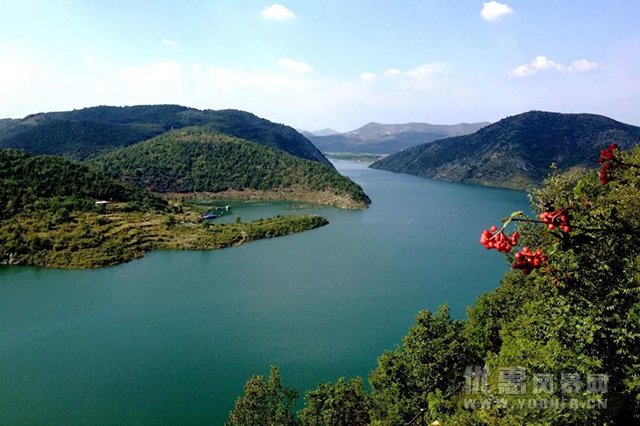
{"left": 162, "top": 39, "right": 178, "bottom": 47}
{"left": 514, "top": 56, "right": 562, "bottom": 76}
{"left": 277, "top": 58, "right": 313, "bottom": 73}
{"left": 480, "top": 1, "right": 513, "bottom": 22}
{"left": 405, "top": 63, "right": 449, "bottom": 80}
{"left": 373, "top": 63, "right": 449, "bottom": 81}
{"left": 568, "top": 59, "right": 598, "bottom": 73}
{"left": 358, "top": 63, "right": 450, "bottom": 93}
{"left": 510, "top": 64, "right": 536, "bottom": 78}
{"left": 360, "top": 72, "right": 375, "bottom": 82}
{"left": 510, "top": 56, "right": 598, "bottom": 77}
{"left": 261, "top": 4, "right": 295, "bottom": 20}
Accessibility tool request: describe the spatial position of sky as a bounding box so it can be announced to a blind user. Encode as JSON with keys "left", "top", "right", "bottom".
{"left": 0, "top": 0, "right": 639, "bottom": 131}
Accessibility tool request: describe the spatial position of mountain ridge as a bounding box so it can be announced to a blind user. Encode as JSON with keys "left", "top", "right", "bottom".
{"left": 370, "top": 111, "right": 640, "bottom": 189}
{"left": 0, "top": 105, "right": 331, "bottom": 166}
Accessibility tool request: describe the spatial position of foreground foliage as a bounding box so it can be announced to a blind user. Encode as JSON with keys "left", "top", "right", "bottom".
{"left": 227, "top": 366, "right": 299, "bottom": 426}
{"left": 230, "top": 146, "right": 640, "bottom": 425}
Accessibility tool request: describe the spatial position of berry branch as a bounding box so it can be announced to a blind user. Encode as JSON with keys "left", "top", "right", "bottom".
{"left": 599, "top": 143, "right": 640, "bottom": 184}
{"left": 481, "top": 142, "right": 640, "bottom": 275}
{"left": 505, "top": 217, "right": 640, "bottom": 235}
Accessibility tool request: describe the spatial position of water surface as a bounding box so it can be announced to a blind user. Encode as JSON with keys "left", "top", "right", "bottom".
{"left": 0, "top": 161, "right": 529, "bottom": 425}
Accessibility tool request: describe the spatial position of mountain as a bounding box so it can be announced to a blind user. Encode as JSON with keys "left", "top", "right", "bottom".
{"left": 0, "top": 105, "right": 331, "bottom": 166}
{"left": 299, "top": 128, "right": 340, "bottom": 138}
{"left": 306, "top": 121, "right": 489, "bottom": 154}
{"left": 371, "top": 111, "right": 640, "bottom": 189}
{"left": 91, "top": 127, "right": 370, "bottom": 209}
{"left": 311, "top": 128, "right": 340, "bottom": 136}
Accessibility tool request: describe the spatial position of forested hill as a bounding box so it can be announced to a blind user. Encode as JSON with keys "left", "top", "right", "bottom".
{"left": 91, "top": 127, "right": 371, "bottom": 209}
{"left": 371, "top": 111, "right": 640, "bottom": 189}
{"left": 0, "top": 105, "right": 331, "bottom": 166}
{"left": 0, "top": 149, "right": 166, "bottom": 220}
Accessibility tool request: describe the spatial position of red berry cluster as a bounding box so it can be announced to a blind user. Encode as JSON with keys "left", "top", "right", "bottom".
{"left": 539, "top": 209, "right": 572, "bottom": 233}
{"left": 599, "top": 143, "right": 618, "bottom": 164}
{"left": 599, "top": 143, "right": 619, "bottom": 185}
{"left": 512, "top": 247, "right": 548, "bottom": 275}
{"left": 480, "top": 226, "right": 519, "bottom": 253}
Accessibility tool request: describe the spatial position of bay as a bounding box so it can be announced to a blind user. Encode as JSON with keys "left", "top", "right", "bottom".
{"left": 0, "top": 160, "right": 529, "bottom": 425}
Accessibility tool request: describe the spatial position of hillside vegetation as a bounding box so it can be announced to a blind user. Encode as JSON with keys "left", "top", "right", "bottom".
{"left": 0, "top": 105, "right": 331, "bottom": 165}
{"left": 0, "top": 149, "right": 166, "bottom": 219}
{"left": 371, "top": 111, "right": 640, "bottom": 189}
{"left": 0, "top": 149, "right": 329, "bottom": 268}
{"left": 91, "top": 127, "right": 371, "bottom": 209}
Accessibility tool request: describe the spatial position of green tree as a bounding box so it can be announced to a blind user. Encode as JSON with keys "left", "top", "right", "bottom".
{"left": 298, "top": 377, "right": 371, "bottom": 426}
{"left": 452, "top": 146, "right": 640, "bottom": 425}
{"left": 369, "top": 305, "right": 480, "bottom": 425}
{"left": 226, "top": 366, "right": 299, "bottom": 426}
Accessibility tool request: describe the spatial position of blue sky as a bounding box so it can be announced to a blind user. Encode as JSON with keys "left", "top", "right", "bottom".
{"left": 1, "top": 1, "right": 638, "bottom": 130}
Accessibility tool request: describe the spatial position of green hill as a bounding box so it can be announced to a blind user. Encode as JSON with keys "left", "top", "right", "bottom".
{"left": 0, "top": 148, "right": 329, "bottom": 268}
{"left": 0, "top": 105, "right": 331, "bottom": 165}
{"left": 91, "top": 127, "right": 371, "bottom": 209}
{"left": 371, "top": 111, "right": 640, "bottom": 189}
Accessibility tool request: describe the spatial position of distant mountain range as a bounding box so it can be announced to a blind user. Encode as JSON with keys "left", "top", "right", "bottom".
{"left": 301, "top": 128, "right": 340, "bottom": 137}
{"left": 305, "top": 121, "right": 489, "bottom": 154}
{"left": 0, "top": 105, "right": 331, "bottom": 166}
{"left": 371, "top": 111, "right": 640, "bottom": 189}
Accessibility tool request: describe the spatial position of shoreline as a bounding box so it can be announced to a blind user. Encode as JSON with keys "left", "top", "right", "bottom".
{"left": 0, "top": 210, "right": 329, "bottom": 270}
{"left": 164, "top": 188, "right": 369, "bottom": 210}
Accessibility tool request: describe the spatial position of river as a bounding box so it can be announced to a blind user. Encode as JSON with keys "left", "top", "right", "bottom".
{"left": 0, "top": 160, "right": 529, "bottom": 425}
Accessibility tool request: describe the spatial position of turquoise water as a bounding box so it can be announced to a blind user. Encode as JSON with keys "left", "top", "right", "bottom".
{"left": 0, "top": 160, "right": 529, "bottom": 425}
